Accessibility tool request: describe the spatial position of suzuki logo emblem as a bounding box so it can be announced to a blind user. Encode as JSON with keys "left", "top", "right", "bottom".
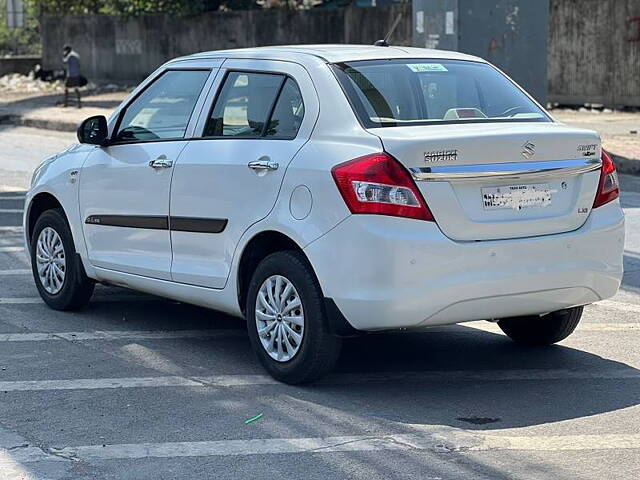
{"left": 522, "top": 141, "right": 536, "bottom": 159}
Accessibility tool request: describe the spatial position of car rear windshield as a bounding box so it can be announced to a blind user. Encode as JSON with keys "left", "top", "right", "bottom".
{"left": 331, "top": 59, "right": 550, "bottom": 128}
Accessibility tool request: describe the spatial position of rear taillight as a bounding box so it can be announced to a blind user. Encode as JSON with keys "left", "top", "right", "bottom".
{"left": 331, "top": 152, "right": 434, "bottom": 221}
{"left": 593, "top": 150, "right": 620, "bottom": 208}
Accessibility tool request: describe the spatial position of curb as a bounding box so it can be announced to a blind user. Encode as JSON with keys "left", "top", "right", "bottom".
{"left": 0, "top": 114, "right": 77, "bottom": 132}
{"left": 611, "top": 154, "right": 640, "bottom": 176}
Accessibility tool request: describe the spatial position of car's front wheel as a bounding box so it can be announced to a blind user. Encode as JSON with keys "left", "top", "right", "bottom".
{"left": 30, "top": 209, "right": 94, "bottom": 310}
{"left": 498, "top": 307, "right": 584, "bottom": 345}
{"left": 246, "top": 251, "right": 342, "bottom": 384}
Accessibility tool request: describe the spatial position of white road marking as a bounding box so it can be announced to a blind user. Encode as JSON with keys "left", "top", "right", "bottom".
{"left": 1, "top": 321, "right": 636, "bottom": 344}
{"left": 0, "top": 269, "right": 30, "bottom": 276}
{"left": 0, "top": 297, "right": 42, "bottom": 304}
{"left": 0, "top": 209, "right": 22, "bottom": 214}
{"left": 0, "top": 226, "right": 23, "bottom": 232}
{"left": 577, "top": 323, "right": 640, "bottom": 331}
{"left": 0, "top": 196, "right": 25, "bottom": 200}
{"left": 0, "top": 246, "right": 23, "bottom": 252}
{"left": 0, "top": 295, "right": 158, "bottom": 305}
{"left": 0, "top": 424, "right": 66, "bottom": 476}
{"left": 462, "top": 321, "right": 640, "bottom": 333}
{"left": 0, "top": 376, "right": 203, "bottom": 392}
{"left": 0, "top": 368, "right": 638, "bottom": 393}
{"left": 0, "top": 329, "right": 244, "bottom": 342}
{"left": 595, "top": 299, "right": 640, "bottom": 314}
{"left": 42, "top": 431, "right": 640, "bottom": 462}
{"left": 1, "top": 446, "right": 65, "bottom": 468}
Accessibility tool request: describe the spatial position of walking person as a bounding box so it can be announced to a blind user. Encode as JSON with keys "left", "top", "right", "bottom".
{"left": 62, "top": 45, "right": 82, "bottom": 108}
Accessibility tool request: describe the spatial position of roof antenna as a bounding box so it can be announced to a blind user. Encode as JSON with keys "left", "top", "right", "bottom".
{"left": 374, "top": 14, "right": 403, "bottom": 47}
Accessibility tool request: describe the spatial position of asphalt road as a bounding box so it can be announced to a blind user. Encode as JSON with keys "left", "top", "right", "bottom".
{"left": 0, "top": 126, "right": 639, "bottom": 480}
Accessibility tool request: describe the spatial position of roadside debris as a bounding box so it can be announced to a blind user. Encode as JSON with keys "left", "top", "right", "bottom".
{"left": 0, "top": 73, "right": 129, "bottom": 96}
{"left": 0, "top": 73, "right": 64, "bottom": 94}
{"left": 244, "top": 413, "right": 263, "bottom": 424}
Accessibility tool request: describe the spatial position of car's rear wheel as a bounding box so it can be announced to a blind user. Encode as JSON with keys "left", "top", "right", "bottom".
{"left": 498, "top": 307, "right": 584, "bottom": 345}
{"left": 31, "top": 209, "right": 94, "bottom": 310}
{"left": 246, "top": 250, "right": 342, "bottom": 384}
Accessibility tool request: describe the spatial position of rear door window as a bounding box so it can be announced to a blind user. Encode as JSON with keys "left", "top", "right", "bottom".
{"left": 204, "top": 72, "right": 284, "bottom": 138}
{"left": 265, "top": 78, "right": 305, "bottom": 139}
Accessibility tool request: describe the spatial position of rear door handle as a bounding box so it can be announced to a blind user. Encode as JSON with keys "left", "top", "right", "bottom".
{"left": 248, "top": 159, "right": 279, "bottom": 171}
{"left": 149, "top": 155, "right": 173, "bottom": 169}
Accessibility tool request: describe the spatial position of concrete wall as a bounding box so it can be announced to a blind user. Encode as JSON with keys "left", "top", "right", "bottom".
{"left": 458, "top": 0, "right": 549, "bottom": 105}
{"left": 40, "top": 1, "right": 640, "bottom": 107}
{"left": 41, "top": 6, "right": 412, "bottom": 84}
{"left": 548, "top": 0, "right": 640, "bottom": 107}
{"left": 0, "top": 56, "right": 42, "bottom": 77}
{"left": 411, "top": 0, "right": 548, "bottom": 104}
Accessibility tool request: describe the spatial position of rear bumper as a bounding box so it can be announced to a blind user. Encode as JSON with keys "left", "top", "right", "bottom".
{"left": 304, "top": 200, "right": 625, "bottom": 331}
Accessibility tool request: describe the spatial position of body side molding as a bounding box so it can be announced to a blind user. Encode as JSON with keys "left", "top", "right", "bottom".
{"left": 85, "top": 215, "right": 227, "bottom": 233}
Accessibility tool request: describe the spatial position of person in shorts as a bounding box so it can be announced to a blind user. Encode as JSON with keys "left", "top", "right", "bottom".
{"left": 62, "top": 45, "right": 82, "bottom": 108}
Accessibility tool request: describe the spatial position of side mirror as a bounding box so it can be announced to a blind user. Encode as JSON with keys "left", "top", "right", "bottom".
{"left": 77, "top": 115, "right": 109, "bottom": 145}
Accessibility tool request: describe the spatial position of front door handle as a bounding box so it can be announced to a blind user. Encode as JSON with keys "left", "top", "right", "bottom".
{"left": 149, "top": 155, "right": 173, "bottom": 169}
{"left": 248, "top": 159, "right": 279, "bottom": 171}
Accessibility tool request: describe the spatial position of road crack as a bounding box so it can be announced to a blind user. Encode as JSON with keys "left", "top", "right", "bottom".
{"left": 6, "top": 442, "right": 29, "bottom": 451}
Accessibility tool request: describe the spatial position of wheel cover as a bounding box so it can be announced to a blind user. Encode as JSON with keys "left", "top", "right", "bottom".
{"left": 35, "top": 227, "right": 66, "bottom": 295}
{"left": 255, "top": 275, "right": 305, "bottom": 362}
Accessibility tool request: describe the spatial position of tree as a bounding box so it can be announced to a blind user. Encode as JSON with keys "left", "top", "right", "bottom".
{"left": 0, "top": 0, "right": 41, "bottom": 55}
{"left": 29, "top": 0, "right": 225, "bottom": 15}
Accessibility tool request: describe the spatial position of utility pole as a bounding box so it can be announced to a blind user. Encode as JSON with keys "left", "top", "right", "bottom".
{"left": 6, "top": 0, "right": 25, "bottom": 29}
{"left": 5, "top": 0, "right": 24, "bottom": 56}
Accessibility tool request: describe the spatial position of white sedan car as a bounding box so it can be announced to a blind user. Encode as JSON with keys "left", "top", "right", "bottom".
{"left": 25, "top": 45, "right": 624, "bottom": 383}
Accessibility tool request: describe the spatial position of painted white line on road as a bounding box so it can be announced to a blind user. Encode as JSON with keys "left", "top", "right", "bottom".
{"left": 461, "top": 300, "right": 640, "bottom": 322}
{"left": 595, "top": 299, "right": 640, "bottom": 314}
{"left": 0, "top": 269, "right": 30, "bottom": 276}
{"left": 0, "top": 297, "right": 41, "bottom": 304}
{"left": 45, "top": 432, "right": 640, "bottom": 462}
{"left": 1, "top": 447, "right": 65, "bottom": 469}
{"left": 577, "top": 323, "right": 640, "bottom": 331}
{"left": 0, "top": 376, "right": 202, "bottom": 392}
{"left": 0, "top": 424, "right": 66, "bottom": 474}
{"left": 0, "top": 329, "right": 244, "bottom": 342}
{"left": 0, "top": 209, "right": 22, "bottom": 214}
{"left": 0, "top": 226, "right": 23, "bottom": 232}
{"left": 1, "top": 368, "right": 638, "bottom": 393}
{"left": 0, "top": 322, "right": 636, "bottom": 344}
{"left": 0, "top": 196, "right": 25, "bottom": 201}
{"left": 323, "top": 369, "right": 640, "bottom": 385}
{"left": 462, "top": 321, "right": 640, "bottom": 333}
{"left": 0, "top": 247, "right": 24, "bottom": 253}
{"left": 0, "top": 295, "right": 159, "bottom": 305}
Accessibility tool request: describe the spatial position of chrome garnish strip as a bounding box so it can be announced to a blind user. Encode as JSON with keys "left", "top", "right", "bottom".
{"left": 410, "top": 158, "right": 602, "bottom": 182}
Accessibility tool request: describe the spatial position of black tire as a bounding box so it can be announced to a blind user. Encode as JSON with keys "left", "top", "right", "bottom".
{"left": 245, "top": 250, "right": 342, "bottom": 384}
{"left": 498, "top": 307, "right": 584, "bottom": 345}
{"left": 30, "top": 208, "right": 94, "bottom": 310}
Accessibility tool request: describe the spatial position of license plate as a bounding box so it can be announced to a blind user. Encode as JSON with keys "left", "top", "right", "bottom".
{"left": 482, "top": 183, "right": 556, "bottom": 211}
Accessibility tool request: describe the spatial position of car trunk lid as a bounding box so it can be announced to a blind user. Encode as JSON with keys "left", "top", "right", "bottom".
{"left": 370, "top": 122, "right": 602, "bottom": 241}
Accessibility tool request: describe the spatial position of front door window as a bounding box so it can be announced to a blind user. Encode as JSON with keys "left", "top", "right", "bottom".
{"left": 115, "top": 70, "right": 210, "bottom": 142}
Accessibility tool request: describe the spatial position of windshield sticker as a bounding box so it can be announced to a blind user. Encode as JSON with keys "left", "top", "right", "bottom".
{"left": 407, "top": 63, "right": 448, "bottom": 73}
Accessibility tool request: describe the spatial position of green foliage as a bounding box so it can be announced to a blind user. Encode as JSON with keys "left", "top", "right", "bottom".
{"left": 221, "top": 0, "right": 254, "bottom": 10}
{"left": 30, "top": 0, "right": 229, "bottom": 16}
{"left": 0, "top": 0, "right": 41, "bottom": 55}
{"left": 29, "top": 1, "right": 104, "bottom": 15}
{"left": 21, "top": 0, "right": 315, "bottom": 18}
{"left": 103, "top": 1, "right": 214, "bottom": 16}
